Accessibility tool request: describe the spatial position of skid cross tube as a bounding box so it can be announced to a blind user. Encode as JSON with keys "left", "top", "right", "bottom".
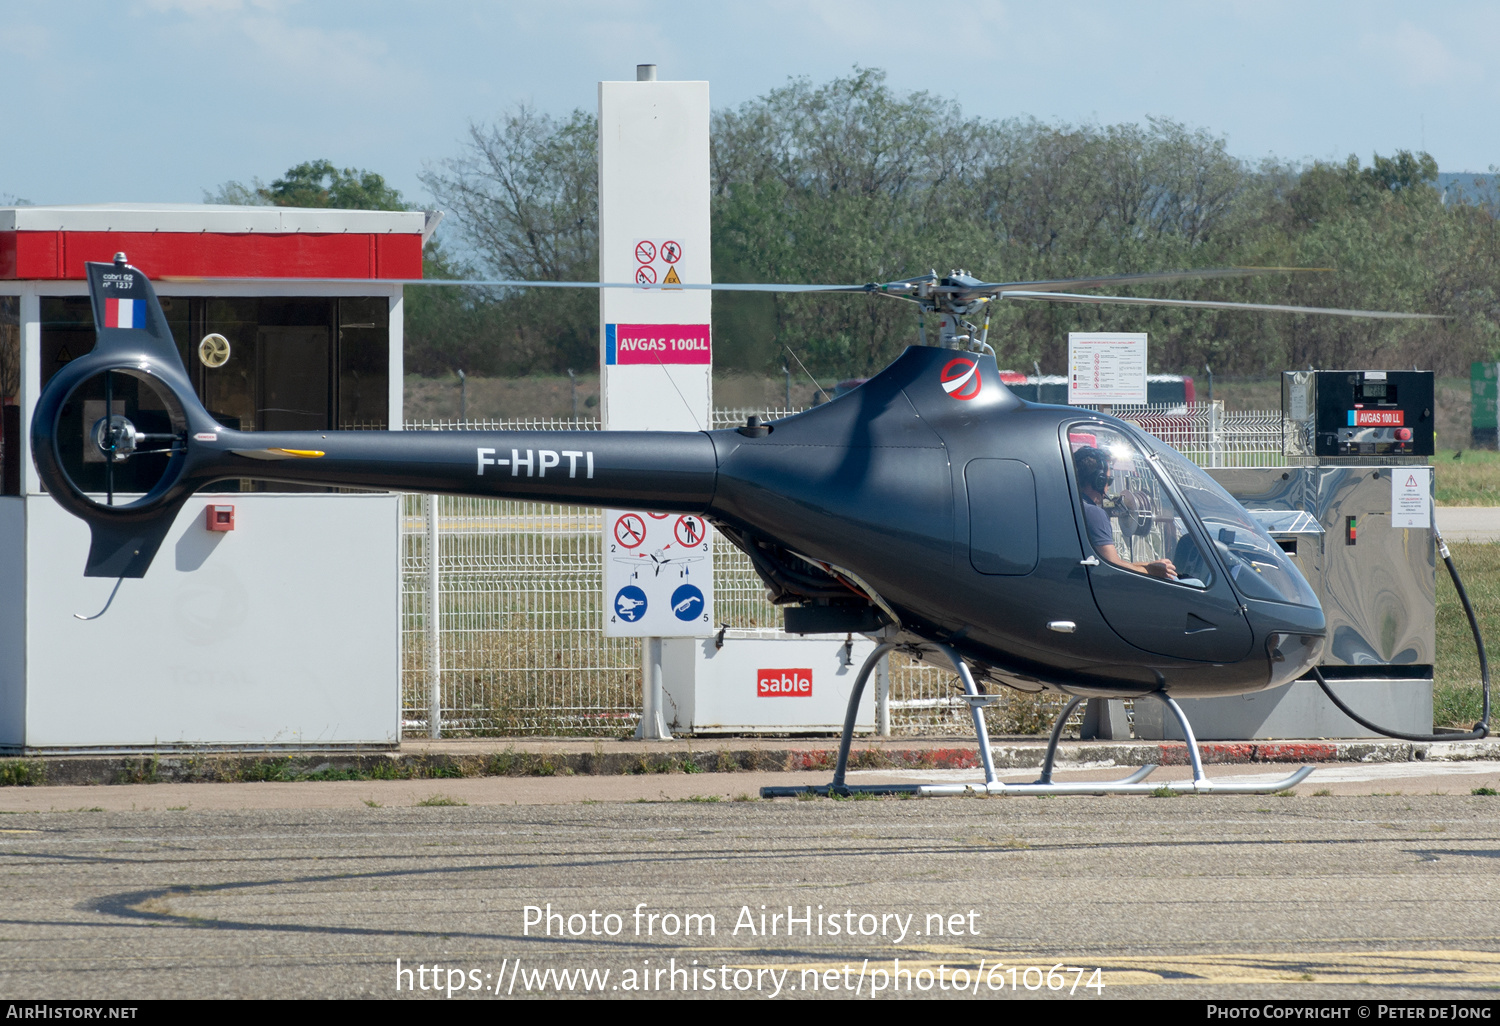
{"left": 761, "top": 653, "right": 1316, "bottom": 797}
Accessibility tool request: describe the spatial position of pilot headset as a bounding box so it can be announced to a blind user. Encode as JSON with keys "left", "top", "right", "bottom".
{"left": 1074, "top": 446, "right": 1112, "bottom": 493}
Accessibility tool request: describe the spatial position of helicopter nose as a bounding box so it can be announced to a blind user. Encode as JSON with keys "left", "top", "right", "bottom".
{"left": 1266, "top": 631, "right": 1325, "bottom": 689}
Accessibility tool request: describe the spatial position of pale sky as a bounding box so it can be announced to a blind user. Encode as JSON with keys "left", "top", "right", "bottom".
{"left": 3, "top": 0, "right": 1497, "bottom": 208}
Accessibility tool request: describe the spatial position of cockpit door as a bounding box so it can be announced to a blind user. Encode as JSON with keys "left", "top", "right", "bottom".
{"left": 1068, "top": 424, "right": 1253, "bottom": 662}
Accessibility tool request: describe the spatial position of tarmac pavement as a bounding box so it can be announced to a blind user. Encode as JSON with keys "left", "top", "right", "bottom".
{"left": 1436, "top": 506, "right": 1500, "bottom": 542}
{"left": 3, "top": 792, "right": 1500, "bottom": 1000}
{"left": 6, "top": 738, "right": 1500, "bottom": 1000}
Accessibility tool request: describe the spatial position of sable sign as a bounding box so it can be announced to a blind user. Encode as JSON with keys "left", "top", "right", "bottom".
{"left": 758, "top": 669, "right": 813, "bottom": 698}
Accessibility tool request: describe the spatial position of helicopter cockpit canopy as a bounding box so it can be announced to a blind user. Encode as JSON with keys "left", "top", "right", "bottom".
{"left": 1069, "top": 423, "right": 1317, "bottom": 610}
{"left": 1070, "top": 426, "right": 1213, "bottom": 589}
{"left": 1136, "top": 431, "right": 1319, "bottom": 609}
{"left": 1065, "top": 419, "right": 1323, "bottom": 682}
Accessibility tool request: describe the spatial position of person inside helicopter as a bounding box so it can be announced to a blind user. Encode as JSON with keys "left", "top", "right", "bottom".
{"left": 1072, "top": 443, "right": 1180, "bottom": 580}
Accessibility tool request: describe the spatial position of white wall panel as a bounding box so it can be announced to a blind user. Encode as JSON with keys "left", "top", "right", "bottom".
{"left": 17, "top": 493, "right": 399, "bottom": 750}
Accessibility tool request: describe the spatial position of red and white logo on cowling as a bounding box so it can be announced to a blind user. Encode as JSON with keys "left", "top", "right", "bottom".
{"left": 757, "top": 668, "right": 812, "bottom": 698}
{"left": 940, "top": 358, "right": 981, "bottom": 401}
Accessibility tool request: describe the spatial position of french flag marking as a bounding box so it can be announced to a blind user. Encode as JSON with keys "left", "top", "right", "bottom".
{"left": 104, "top": 298, "right": 146, "bottom": 329}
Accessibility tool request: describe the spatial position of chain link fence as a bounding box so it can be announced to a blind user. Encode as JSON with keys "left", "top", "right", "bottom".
{"left": 400, "top": 402, "right": 1285, "bottom": 736}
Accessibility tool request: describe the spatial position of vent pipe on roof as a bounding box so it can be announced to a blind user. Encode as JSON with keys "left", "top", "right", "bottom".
{"left": 637, "top": 64, "right": 657, "bottom": 82}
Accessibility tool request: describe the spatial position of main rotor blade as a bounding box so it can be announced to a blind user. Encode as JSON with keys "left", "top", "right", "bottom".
{"left": 957, "top": 267, "right": 1327, "bottom": 295}
{"left": 999, "top": 290, "right": 1445, "bottom": 320}
{"left": 160, "top": 276, "right": 880, "bottom": 293}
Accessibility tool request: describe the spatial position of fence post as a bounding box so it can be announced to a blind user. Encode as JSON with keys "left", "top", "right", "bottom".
{"left": 424, "top": 493, "right": 442, "bottom": 739}
{"left": 1210, "top": 400, "right": 1224, "bottom": 469}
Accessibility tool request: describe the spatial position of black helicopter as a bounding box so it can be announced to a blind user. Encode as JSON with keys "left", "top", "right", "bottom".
{"left": 31, "top": 257, "right": 1459, "bottom": 795}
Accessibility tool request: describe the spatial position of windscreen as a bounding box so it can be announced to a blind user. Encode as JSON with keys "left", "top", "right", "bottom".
{"left": 1068, "top": 425, "right": 1212, "bottom": 589}
{"left": 1138, "top": 432, "right": 1321, "bottom": 607}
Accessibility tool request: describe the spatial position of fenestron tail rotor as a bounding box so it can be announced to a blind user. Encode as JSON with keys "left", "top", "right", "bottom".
{"left": 31, "top": 255, "right": 212, "bottom": 576}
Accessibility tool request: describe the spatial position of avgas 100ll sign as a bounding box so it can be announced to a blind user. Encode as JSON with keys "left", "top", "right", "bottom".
{"left": 605, "top": 323, "right": 711, "bottom": 365}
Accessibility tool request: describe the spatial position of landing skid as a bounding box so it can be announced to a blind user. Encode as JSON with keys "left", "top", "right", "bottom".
{"left": 760, "top": 642, "right": 1314, "bottom": 798}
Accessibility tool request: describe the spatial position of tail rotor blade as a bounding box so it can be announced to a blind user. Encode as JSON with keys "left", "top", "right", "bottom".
{"left": 103, "top": 370, "right": 114, "bottom": 507}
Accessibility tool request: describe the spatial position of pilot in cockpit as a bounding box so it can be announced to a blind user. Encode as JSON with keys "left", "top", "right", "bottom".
{"left": 1072, "top": 445, "right": 1178, "bottom": 580}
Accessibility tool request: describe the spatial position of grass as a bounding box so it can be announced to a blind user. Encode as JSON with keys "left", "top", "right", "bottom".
{"left": 1435, "top": 449, "right": 1500, "bottom": 507}
{"left": 1473, "top": 786, "right": 1498, "bottom": 796}
{"left": 1435, "top": 542, "right": 1500, "bottom": 727}
{"left": 414, "top": 794, "right": 467, "bottom": 807}
{"left": 0, "top": 761, "right": 43, "bottom": 787}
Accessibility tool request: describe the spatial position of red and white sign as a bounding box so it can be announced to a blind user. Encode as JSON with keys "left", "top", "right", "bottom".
{"left": 940, "top": 357, "right": 982, "bottom": 400}
{"left": 757, "top": 668, "right": 813, "bottom": 698}
{"left": 632, "top": 238, "right": 688, "bottom": 285}
{"left": 614, "top": 513, "right": 646, "bottom": 549}
{"left": 1352, "top": 409, "right": 1404, "bottom": 427}
{"left": 674, "top": 515, "right": 705, "bottom": 547}
{"left": 607, "top": 323, "right": 711, "bottom": 365}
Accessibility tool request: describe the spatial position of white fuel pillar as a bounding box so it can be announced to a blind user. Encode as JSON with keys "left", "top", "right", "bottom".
{"left": 598, "top": 71, "right": 713, "bottom": 740}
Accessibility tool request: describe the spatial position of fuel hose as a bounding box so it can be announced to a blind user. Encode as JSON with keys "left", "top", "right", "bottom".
{"left": 1313, "top": 523, "right": 1490, "bottom": 742}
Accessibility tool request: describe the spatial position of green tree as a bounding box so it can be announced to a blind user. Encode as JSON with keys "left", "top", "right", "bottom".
{"left": 258, "top": 159, "right": 408, "bottom": 210}
{"left": 226, "top": 74, "right": 1500, "bottom": 382}
{"left": 206, "top": 160, "right": 407, "bottom": 211}
{"left": 419, "top": 107, "right": 600, "bottom": 374}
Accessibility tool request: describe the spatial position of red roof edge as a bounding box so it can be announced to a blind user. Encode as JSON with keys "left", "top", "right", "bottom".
{"left": 0, "top": 231, "right": 423, "bottom": 281}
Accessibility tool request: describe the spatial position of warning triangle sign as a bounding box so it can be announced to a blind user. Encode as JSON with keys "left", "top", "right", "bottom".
{"left": 1406, "top": 474, "right": 1418, "bottom": 486}
{"left": 663, "top": 265, "right": 681, "bottom": 285}
{"left": 55, "top": 345, "right": 72, "bottom": 365}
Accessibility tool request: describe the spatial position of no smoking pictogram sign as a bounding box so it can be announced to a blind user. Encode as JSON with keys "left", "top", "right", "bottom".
{"left": 674, "top": 515, "right": 705, "bottom": 547}
{"left": 660, "top": 240, "right": 682, "bottom": 264}
{"left": 614, "top": 513, "right": 647, "bottom": 549}
{"left": 635, "top": 240, "right": 656, "bottom": 264}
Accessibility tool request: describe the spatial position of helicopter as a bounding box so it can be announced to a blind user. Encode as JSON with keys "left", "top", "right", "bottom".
{"left": 32, "top": 256, "right": 1459, "bottom": 797}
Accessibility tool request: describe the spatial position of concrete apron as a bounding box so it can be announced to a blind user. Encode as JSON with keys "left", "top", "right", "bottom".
{"left": 4, "top": 736, "right": 1498, "bottom": 788}
{"left": 2, "top": 749, "right": 1498, "bottom": 811}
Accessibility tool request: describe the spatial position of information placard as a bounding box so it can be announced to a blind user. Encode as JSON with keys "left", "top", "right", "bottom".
{"left": 603, "top": 510, "right": 714, "bottom": 637}
{"left": 1067, "top": 333, "right": 1148, "bottom": 405}
{"left": 1391, "top": 467, "right": 1432, "bottom": 529}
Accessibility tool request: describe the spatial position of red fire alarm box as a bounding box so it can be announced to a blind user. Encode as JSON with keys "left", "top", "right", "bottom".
{"left": 206, "top": 505, "right": 235, "bottom": 532}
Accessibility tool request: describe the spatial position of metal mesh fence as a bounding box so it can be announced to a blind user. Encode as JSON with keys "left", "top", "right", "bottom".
{"left": 399, "top": 402, "right": 1284, "bottom": 736}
